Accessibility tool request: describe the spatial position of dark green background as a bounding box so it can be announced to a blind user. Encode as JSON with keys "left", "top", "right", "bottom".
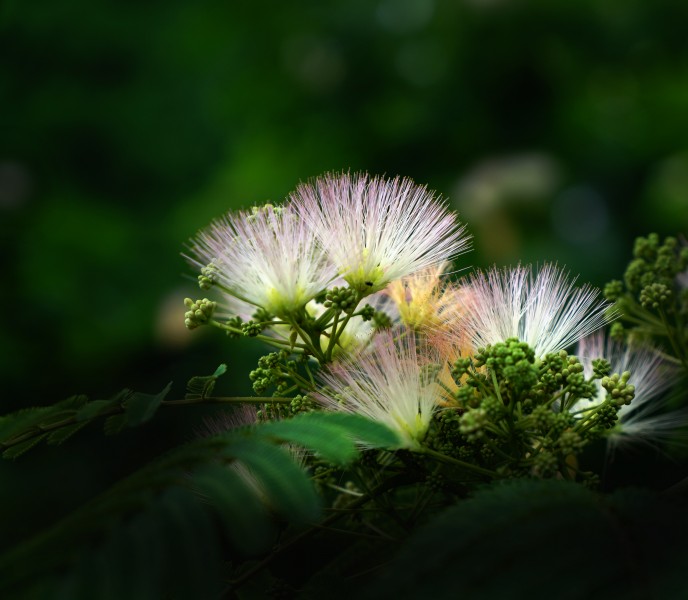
{"left": 2, "top": 0, "right": 688, "bottom": 553}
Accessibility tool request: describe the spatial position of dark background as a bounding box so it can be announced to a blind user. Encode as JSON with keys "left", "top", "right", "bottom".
{"left": 2, "top": 0, "right": 688, "bottom": 549}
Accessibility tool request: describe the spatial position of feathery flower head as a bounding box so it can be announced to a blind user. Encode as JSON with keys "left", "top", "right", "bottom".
{"left": 458, "top": 263, "right": 614, "bottom": 358}
{"left": 575, "top": 331, "right": 684, "bottom": 450}
{"left": 187, "top": 204, "right": 337, "bottom": 317}
{"left": 314, "top": 329, "right": 443, "bottom": 449}
{"left": 386, "top": 262, "right": 464, "bottom": 331}
{"left": 292, "top": 172, "right": 471, "bottom": 295}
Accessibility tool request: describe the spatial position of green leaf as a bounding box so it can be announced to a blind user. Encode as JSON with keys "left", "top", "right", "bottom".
{"left": 47, "top": 421, "right": 90, "bottom": 445}
{"left": 317, "top": 413, "right": 401, "bottom": 447}
{"left": 365, "top": 480, "right": 688, "bottom": 600}
{"left": 103, "top": 414, "right": 128, "bottom": 436}
{"left": 0, "top": 396, "right": 86, "bottom": 442}
{"left": 223, "top": 438, "right": 320, "bottom": 524}
{"left": 0, "top": 407, "right": 55, "bottom": 443}
{"left": 258, "top": 412, "right": 399, "bottom": 463}
{"left": 155, "top": 487, "right": 225, "bottom": 599}
{"left": 75, "top": 399, "right": 119, "bottom": 422}
{"left": 186, "top": 364, "right": 227, "bottom": 400}
{"left": 258, "top": 418, "right": 359, "bottom": 465}
{"left": 53, "top": 394, "right": 89, "bottom": 411}
{"left": 2, "top": 432, "right": 49, "bottom": 459}
{"left": 192, "top": 463, "right": 275, "bottom": 556}
{"left": 124, "top": 382, "right": 171, "bottom": 426}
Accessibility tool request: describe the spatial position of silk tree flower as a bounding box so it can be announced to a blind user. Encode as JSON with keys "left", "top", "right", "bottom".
{"left": 314, "top": 329, "right": 443, "bottom": 449}
{"left": 386, "top": 262, "right": 465, "bottom": 332}
{"left": 187, "top": 204, "right": 337, "bottom": 317}
{"left": 574, "top": 331, "right": 684, "bottom": 451}
{"left": 457, "top": 264, "right": 614, "bottom": 358}
{"left": 292, "top": 172, "right": 471, "bottom": 295}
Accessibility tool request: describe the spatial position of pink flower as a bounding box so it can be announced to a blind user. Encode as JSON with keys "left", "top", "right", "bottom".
{"left": 458, "top": 264, "right": 614, "bottom": 358}
{"left": 292, "top": 172, "right": 471, "bottom": 295}
{"left": 575, "top": 332, "right": 685, "bottom": 451}
{"left": 186, "top": 204, "right": 337, "bottom": 317}
{"left": 314, "top": 330, "right": 443, "bottom": 449}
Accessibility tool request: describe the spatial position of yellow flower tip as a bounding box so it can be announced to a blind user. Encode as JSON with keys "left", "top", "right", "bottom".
{"left": 386, "top": 263, "right": 451, "bottom": 330}
{"left": 392, "top": 410, "right": 432, "bottom": 449}
{"left": 343, "top": 263, "right": 388, "bottom": 295}
{"left": 264, "top": 285, "right": 312, "bottom": 317}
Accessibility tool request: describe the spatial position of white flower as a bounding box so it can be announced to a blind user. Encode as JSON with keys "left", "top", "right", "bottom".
{"left": 314, "top": 329, "right": 443, "bottom": 449}
{"left": 292, "top": 172, "right": 471, "bottom": 295}
{"left": 575, "top": 331, "right": 685, "bottom": 451}
{"left": 187, "top": 204, "right": 337, "bottom": 317}
{"left": 458, "top": 263, "right": 614, "bottom": 358}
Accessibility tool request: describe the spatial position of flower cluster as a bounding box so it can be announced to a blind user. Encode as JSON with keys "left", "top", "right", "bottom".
{"left": 184, "top": 172, "right": 687, "bottom": 482}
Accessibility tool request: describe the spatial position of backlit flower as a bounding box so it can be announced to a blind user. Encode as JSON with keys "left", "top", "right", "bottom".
{"left": 458, "top": 264, "right": 614, "bottom": 358}
{"left": 575, "top": 331, "right": 684, "bottom": 451}
{"left": 187, "top": 204, "right": 337, "bottom": 317}
{"left": 314, "top": 329, "right": 443, "bottom": 449}
{"left": 292, "top": 172, "right": 471, "bottom": 295}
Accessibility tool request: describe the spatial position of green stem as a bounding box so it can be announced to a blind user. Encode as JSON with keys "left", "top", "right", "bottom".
{"left": 226, "top": 473, "right": 416, "bottom": 592}
{"left": 420, "top": 447, "right": 498, "bottom": 478}
{"left": 658, "top": 308, "right": 688, "bottom": 372}
{"left": 325, "top": 311, "right": 341, "bottom": 359}
{"left": 209, "top": 320, "right": 308, "bottom": 351}
{"left": 166, "top": 396, "right": 289, "bottom": 406}
{"left": 286, "top": 317, "right": 326, "bottom": 362}
{"left": 304, "top": 361, "right": 316, "bottom": 387}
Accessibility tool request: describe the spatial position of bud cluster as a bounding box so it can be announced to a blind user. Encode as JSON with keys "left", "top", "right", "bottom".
{"left": 184, "top": 298, "right": 216, "bottom": 329}
{"left": 429, "top": 339, "right": 630, "bottom": 483}
{"left": 323, "top": 286, "right": 358, "bottom": 314}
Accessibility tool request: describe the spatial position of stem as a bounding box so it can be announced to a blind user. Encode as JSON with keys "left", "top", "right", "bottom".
{"left": 658, "top": 308, "right": 688, "bottom": 372}
{"left": 224, "top": 473, "right": 415, "bottom": 594}
{"left": 166, "top": 396, "right": 290, "bottom": 406}
{"left": 420, "top": 447, "right": 498, "bottom": 478}
{"left": 325, "top": 311, "right": 341, "bottom": 359}
{"left": 209, "top": 320, "right": 308, "bottom": 352}
{"left": 303, "top": 361, "right": 316, "bottom": 387}
{"left": 286, "top": 317, "right": 326, "bottom": 362}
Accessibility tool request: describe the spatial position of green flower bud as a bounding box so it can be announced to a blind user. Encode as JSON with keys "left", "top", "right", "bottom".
{"left": 639, "top": 283, "right": 672, "bottom": 310}
{"left": 557, "top": 430, "right": 584, "bottom": 455}
{"left": 592, "top": 358, "right": 612, "bottom": 378}
{"left": 183, "top": 298, "right": 216, "bottom": 329}
{"left": 372, "top": 310, "right": 393, "bottom": 330}
{"left": 450, "top": 357, "right": 472, "bottom": 382}
{"left": 241, "top": 320, "right": 263, "bottom": 337}
{"left": 459, "top": 408, "right": 488, "bottom": 442}
{"left": 603, "top": 279, "right": 624, "bottom": 302}
{"left": 198, "top": 262, "right": 219, "bottom": 290}
{"left": 609, "top": 322, "right": 625, "bottom": 342}
{"left": 359, "top": 304, "right": 376, "bottom": 321}
{"left": 601, "top": 371, "right": 635, "bottom": 406}
{"left": 532, "top": 451, "right": 558, "bottom": 478}
{"left": 323, "top": 286, "right": 358, "bottom": 314}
